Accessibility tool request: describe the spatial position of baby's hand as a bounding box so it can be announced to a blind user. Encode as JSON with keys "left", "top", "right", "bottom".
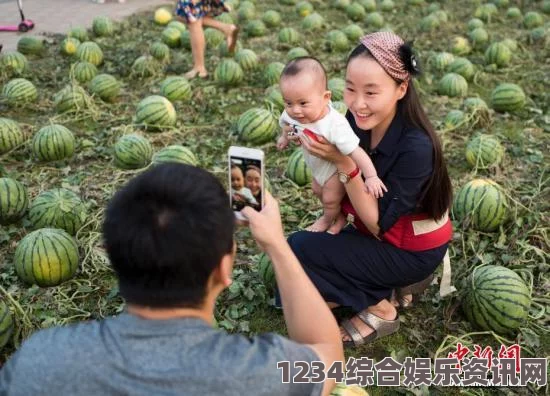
{"left": 277, "top": 134, "right": 289, "bottom": 150}
{"left": 364, "top": 176, "right": 388, "bottom": 198}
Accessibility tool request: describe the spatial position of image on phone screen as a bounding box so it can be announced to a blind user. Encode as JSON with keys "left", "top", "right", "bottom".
{"left": 229, "top": 156, "right": 263, "bottom": 212}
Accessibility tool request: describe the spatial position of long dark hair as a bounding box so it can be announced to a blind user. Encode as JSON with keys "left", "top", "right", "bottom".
{"left": 347, "top": 45, "right": 452, "bottom": 220}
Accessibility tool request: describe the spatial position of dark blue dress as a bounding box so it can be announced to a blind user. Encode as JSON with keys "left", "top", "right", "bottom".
{"left": 286, "top": 110, "right": 449, "bottom": 312}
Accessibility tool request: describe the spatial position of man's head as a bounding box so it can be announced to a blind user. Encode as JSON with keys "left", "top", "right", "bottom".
{"left": 103, "top": 163, "right": 235, "bottom": 309}
{"left": 279, "top": 57, "right": 331, "bottom": 124}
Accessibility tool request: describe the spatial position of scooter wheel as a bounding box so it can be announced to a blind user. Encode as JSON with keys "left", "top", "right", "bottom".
{"left": 18, "top": 23, "right": 29, "bottom": 32}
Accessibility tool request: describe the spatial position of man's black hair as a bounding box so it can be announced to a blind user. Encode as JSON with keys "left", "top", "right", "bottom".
{"left": 281, "top": 56, "right": 328, "bottom": 89}
{"left": 103, "top": 163, "right": 235, "bottom": 308}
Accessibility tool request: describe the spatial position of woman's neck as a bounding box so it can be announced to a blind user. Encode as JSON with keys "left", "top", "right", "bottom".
{"left": 370, "top": 107, "right": 397, "bottom": 149}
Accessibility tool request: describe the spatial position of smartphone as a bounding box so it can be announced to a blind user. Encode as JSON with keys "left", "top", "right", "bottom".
{"left": 228, "top": 146, "right": 265, "bottom": 220}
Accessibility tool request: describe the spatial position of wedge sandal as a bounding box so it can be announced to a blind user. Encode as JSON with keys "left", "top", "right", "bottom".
{"left": 394, "top": 273, "right": 435, "bottom": 309}
{"left": 341, "top": 311, "right": 400, "bottom": 348}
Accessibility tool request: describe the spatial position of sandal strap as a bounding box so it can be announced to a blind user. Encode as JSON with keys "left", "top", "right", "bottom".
{"left": 341, "top": 319, "right": 365, "bottom": 346}
{"left": 356, "top": 312, "right": 400, "bottom": 339}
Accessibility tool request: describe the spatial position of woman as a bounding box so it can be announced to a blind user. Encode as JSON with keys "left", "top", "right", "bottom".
{"left": 245, "top": 165, "right": 262, "bottom": 207}
{"left": 286, "top": 32, "right": 453, "bottom": 347}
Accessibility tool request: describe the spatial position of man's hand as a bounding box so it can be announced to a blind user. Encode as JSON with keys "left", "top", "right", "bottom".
{"left": 241, "top": 191, "right": 285, "bottom": 252}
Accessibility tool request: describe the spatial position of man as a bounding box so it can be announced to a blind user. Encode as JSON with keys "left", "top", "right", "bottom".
{"left": 0, "top": 164, "right": 344, "bottom": 395}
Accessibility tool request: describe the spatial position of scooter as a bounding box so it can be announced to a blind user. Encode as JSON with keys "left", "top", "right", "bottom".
{"left": 0, "top": 0, "right": 35, "bottom": 33}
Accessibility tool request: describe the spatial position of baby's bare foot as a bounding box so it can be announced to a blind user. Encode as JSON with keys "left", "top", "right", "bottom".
{"left": 327, "top": 214, "right": 346, "bottom": 235}
{"left": 306, "top": 215, "right": 333, "bottom": 232}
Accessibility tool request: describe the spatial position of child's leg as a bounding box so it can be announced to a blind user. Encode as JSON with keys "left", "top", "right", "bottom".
{"left": 306, "top": 174, "right": 346, "bottom": 232}
{"left": 185, "top": 19, "right": 208, "bottom": 78}
{"left": 311, "top": 178, "right": 322, "bottom": 199}
{"left": 202, "top": 16, "right": 239, "bottom": 52}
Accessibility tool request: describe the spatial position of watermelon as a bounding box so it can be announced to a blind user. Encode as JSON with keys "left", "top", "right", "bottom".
{"left": 285, "top": 149, "right": 311, "bottom": 186}
{"left": 14, "top": 228, "right": 79, "bottom": 287}
{"left": 468, "top": 28, "right": 489, "bottom": 49}
{"left": 153, "top": 145, "right": 198, "bottom": 166}
{"left": 346, "top": 3, "right": 366, "bottom": 21}
{"left": 380, "top": 0, "right": 395, "bottom": 12}
{"left": 326, "top": 30, "right": 350, "bottom": 52}
{"left": 463, "top": 265, "right": 531, "bottom": 334}
{"left": 408, "top": 0, "right": 423, "bottom": 6}
{"left": 0, "top": 51, "right": 28, "bottom": 77}
{"left": 500, "top": 38, "right": 518, "bottom": 51}
{"left": 214, "top": 59, "right": 244, "bottom": 87}
{"left": 245, "top": 20, "right": 266, "bottom": 37}
{"left": 420, "top": 14, "right": 440, "bottom": 32}
{"left": 465, "top": 134, "right": 504, "bottom": 169}
{"left": 160, "top": 76, "right": 192, "bottom": 102}
{"left": 150, "top": 42, "right": 171, "bottom": 62}
{"left": 493, "top": 0, "right": 509, "bottom": 9}
{"left": 89, "top": 74, "right": 121, "bottom": 102}
{"left": 0, "top": 178, "right": 28, "bottom": 224}
{"left": 328, "top": 78, "right": 345, "bottom": 101}
{"left": 32, "top": 124, "right": 75, "bottom": 162}
{"left": 264, "top": 62, "right": 285, "bottom": 86}
{"left": 262, "top": 10, "right": 281, "bottom": 27}
{"left": 29, "top": 188, "right": 87, "bottom": 235}
{"left": 17, "top": 36, "right": 44, "bottom": 56}
{"left": 431, "top": 52, "right": 455, "bottom": 72}
{"left": 278, "top": 27, "right": 300, "bottom": 46}
{"left": 237, "top": 108, "right": 278, "bottom": 144}
{"left": 443, "top": 110, "right": 467, "bottom": 129}
{"left": 92, "top": 16, "right": 114, "bottom": 37}
{"left": 359, "top": 0, "right": 376, "bottom": 12}
{"left": 343, "top": 24, "right": 364, "bottom": 42}
{"left": 296, "top": 1, "right": 314, "bottom": 17}
{"left": 257, "top": 253, "right": 276, "bottom": 292}
{"left": 218, "top": 40, "right": 242, "bottom": 57}
{"left": 543, "top": 1, "right": 550, "bottom": 14}
{"left": 238, "top": 5, "right": 255, "bottom": 21}
{"left": 281, "top": 0, "right": 297, "bottom": 4}
{"left": 438, "top": 73, "right": 468, "bottom": 97}
{"left": 72, "top": 61, "right": 98, "bottom": 84}
{"left": 205, "top": 28, "right": 225, "bottom": 47}
{"left": 302, "top": 12, "right": 324, "bottom": 30}
{"left": 490, "top": 83, "right": 525, "bottom": 113}
{"left": 332, "top": 0, "right": 351, "bottom": 10}
{"left": 265, "top": 85, "right": 284, "bottom": 112}
{"left": 467, "top": 18, "right": 484, "bottom": 31}
{"left": 68, "top": 26, "right": 89, "bottom": 42}
{"left": 162, "top": 27, "right": 182, "bottom": 48}
{"left": 2, "top": 78, "right": 37, "bottom": 106}
{"left": 474, "top": 3, "right": 498, "bottom": 22}
{"left": 53, "top": 85, "right": 91, "bottom": 113}
{"left": 366, "top": 12, "right": 385, "bottom": 28}
{"left": 529, "top": 27, "right": 547, "bottom": 44}
{"left": 506, "top": 7, "right": 522, "bottom": 19}
{"left": 287, "top": 47, "right": 309, "bottom": 61}
{"left": 463, "top": 97, "right": 489, "bottom": 113}
{"left": 330, "top": 383, "right": 369, "bottom": 395}
{"left": 0, "top": 118, "right": 25, "bottom": 154}
{"left": 132, "top": 56, "right": 161, "bottom": 78}
{"left": 427, "top": 3, "right": 441, "bottom": 13}
{"left": 451, "top": 36, "right": 471, "bottom": 55}
{"left": 0, "top": 300, "right": 13, "bottom": 350}
{"left": 76, "top": 41, "right": 103, "bottom": 66}
{"left": 523, "top": 11, "right": 544, "bottom": 29}
{"left": 154, "top": 7, "right": 173, "bottom": 25}
{"left": 484, "top": 42, "right": 511, "bottom": 67}
{"left": 113, "top": 134, "right": 153, "bottom": 169}
{"left": 332, "top": 101, "right": 347, "bottom": 115}
{"left": 167, "top": 21, "right": 187, "bottom": 33}
{"left": 235, "top": 49, "right": 259, "bottom": 71}
{"left": 136, "top": 95, "right": 177, "bottom": 130}
{"left": 61, "top": 37, "right": 80, "bottom": 56}
{"left": 448, "top": 58, "right": 475, "bottom": 81}
{"left": 453, "top": 179, "right": 508, "bottom": 232}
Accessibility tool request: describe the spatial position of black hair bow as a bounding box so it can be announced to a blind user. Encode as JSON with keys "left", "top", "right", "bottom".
{"left": 399, "top": 41, "right": 421, "bottom": 76}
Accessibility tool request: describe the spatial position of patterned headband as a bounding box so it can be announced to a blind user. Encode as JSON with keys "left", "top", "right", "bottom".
{"left": 360, "top": 32, "right": 414, "bottom": 82}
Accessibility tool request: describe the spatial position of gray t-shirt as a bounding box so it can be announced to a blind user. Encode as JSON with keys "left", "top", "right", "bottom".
{"left": 0, "top": 313, "right": 323, "bottom": 396}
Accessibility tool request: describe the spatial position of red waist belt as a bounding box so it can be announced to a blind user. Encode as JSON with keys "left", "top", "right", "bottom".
{"left": 341, "top": 198, "right": 452, "bottom": 251}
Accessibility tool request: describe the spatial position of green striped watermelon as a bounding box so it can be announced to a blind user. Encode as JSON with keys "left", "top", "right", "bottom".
{"left": 153, "top": 145, "right": 198, "bottom": 166}
{"left": 17, "top": 36, "right": 44, "bottom": 56}
{"left": 463, "top": 97, "right": 489, "bottom": 113}
{"left": 453, "top": 179, "right": 508, "bottom": 232}
{"left": 332, "top": 0, "right": 350, "bottom": 10}
{"left": 262, "top": 10, "right": 281, "bottom": 27}
{"left": 448, "top": 58, "right": 475, "bottom": 81}
{"left": 257, "top": 253, "right": 276, "bottom": 292}
{"left": 113, "top": 134, "right": 153, "bottom": 169}
{"left": 433, "top": 10, "right": 449, "bottom": 23}
{"left": 326, "top": 30, "right": 350, "bottom": 52}
{"left": 92, "top": 16, "right": 114, "bottom": 37}
{"left": 245, "top": 20, "right": 266, "bottom": 37}
{"left": 2, "top": 78, "right": 37, "bottom": 106}
{"left": 501, "top": 39, "right": 518, "bottom": 52}
{"left": 53, "top": 85, "right": 91, "bottom": 113}
{"left": 278, "top": 27, "right": 300, "bottom": 45}
{"left": 29, "top": 188, "right": 87, "bottom": 235}
{"left": 451, "top": 36, "right": 471, "bottom": 56}
{"left": 474, "top": 3, "right": 498, "bottom": 22}
{"left": 467, "top": 18, "right": 484, "bottom": 30}
{"left": 484, "top": 42, "right": 512, "bottom": 68}
{"left": 380, "top": 0, "right": 395, "bottom": 12}
{"left": 343, "top": 24, "right": 364, "bottom": 42}
{"left": 72, "top": 61, "right": 98, "bottom": 83}
{"left": 296, "top": 1, "right": 314, "bottom": 17}
{"left": 523, "top": 11, "right": 544, "bottom": 29}
{"left": 419, "top": 14, "right": 440, "bottom": 32}
{"left": 162, "top": 27, "right": 182, "bottom": 48}
{"left": 0, "top": 118, "right": 25, "bottom": 154}
{"left": 465, "top": 134, "right": 504, "bottom": 169}
{"left": 160, "top": 76, "right": 192, "bottom": 102}
{"left": 89, "top": 74, "right": 121, "bottom": 102}
{"left": 287, "top": 47, "right": 309, "bottom": 61}
{"left": 264, "top": 62, "right": 285, "bottom": 86}
{"left": 359, "top": 0, "right": 376, "bottom": 11}
{"left": 265, "top": 85, "right": 284, "bottom": 113}
{"left": 150, "top": 42, "right": 171, "bottom": 62}
{"left": 32, "top": 124, "right": 76, "bottom": 162}
{"left": 238, "top": 4, "right": 256, "bottom": 22}
{"left": 218, "top": 40, "right": 242, "bottom": 57}
{"left": 0, "top": 300, "right": 13, "bottom": 349}
{"left": 167, "top": 21, "right": 187, "bottom": 33}
{"left": 0, "top": 177, "right": 28, "bottom": 224}
{"left": 61, "top": 37, "right": 80, "bottom": 56}
{"left": 132, "top": 55, "right": 160, "bottom": 78}
{"left": 302, "top": 12, "right": 324, "bottom": 30}
{"left": 468, "top": 27, "right": 489, "bottom": 49}
{"left": 68, "top": 26, "right": 89, "bottom": 42}
{"left": 285, "top": 149, "right": 311, "bottom": 186}
{"left": 463, "top": 265, "right": 531, "bottom": 334}
{"left": 328, "top": 78, "right": 345, "bottom": 101}
{"left": 14, "top": 228, "right": 80, "bottom": 287}
{"left": 205, "top": 28, "right": 225, "bottom": 47}
{"left": 235, "top": 49, "right": 259, "bottom": 71}
{"left": 431, "top": 52, "right": 455, "bottom": 72}
{"left": 346, "top": 3, "right": 366, "bottom": 21}
{"left": 443, "top": 110, "right": 467, "bottom": 129}
{"left": 490, "top": 83, "right": 526, "bottom": 113}
{"left": 135, "top": 95, "right": 177, "bottom": 130}
{"left": 237, "top": 108, "right": 278, "bottom": 144}
{"left": 215, "top": 12, "right": 234, "bottom": 24}
{"left": 214, "top": 59, "right": 244, "bottom": 87}
{"left": 438, "top": 73, "right": 468, "bottom": 97}
{"left": 366, "top": 12, "right": 385, "bottom": 28}
{"left": 76, "top": 41, "right": 104, "bottom": 66}
{"left": 0, "top": 51, "right": 28, "bottom": 77}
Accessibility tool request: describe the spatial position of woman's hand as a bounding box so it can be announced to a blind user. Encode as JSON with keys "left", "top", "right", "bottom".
{"left": 300, "top": 134, "right": 347, "bottom": 166}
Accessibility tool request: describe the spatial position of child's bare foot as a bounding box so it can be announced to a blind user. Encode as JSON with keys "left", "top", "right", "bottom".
{"left": 184, "top": 68, "right": 208, "bottom": 79}
{"left": 226, "top": 25, "right": 239, "bottom": 53}
{"left": 306, "top": 214, "right": 333, "bottom": 232}
{"left": 326, "top": 214, "right": 346, "bottom": 235}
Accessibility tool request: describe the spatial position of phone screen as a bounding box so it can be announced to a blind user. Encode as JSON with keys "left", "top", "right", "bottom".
{"left": 229, "top": 156, "right": 263, "bottom": 212}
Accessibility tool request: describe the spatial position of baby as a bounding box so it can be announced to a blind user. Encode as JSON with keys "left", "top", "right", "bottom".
{"left": 230, "top": 164, "right": 258, "bottom": 210}
{"left": 277, "top": 57, "right": 386, "bottom": 233}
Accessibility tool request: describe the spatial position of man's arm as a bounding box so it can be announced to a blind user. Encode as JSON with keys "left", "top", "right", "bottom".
{"left": 242, "top": 194, "right": 344, "bottom": 396}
